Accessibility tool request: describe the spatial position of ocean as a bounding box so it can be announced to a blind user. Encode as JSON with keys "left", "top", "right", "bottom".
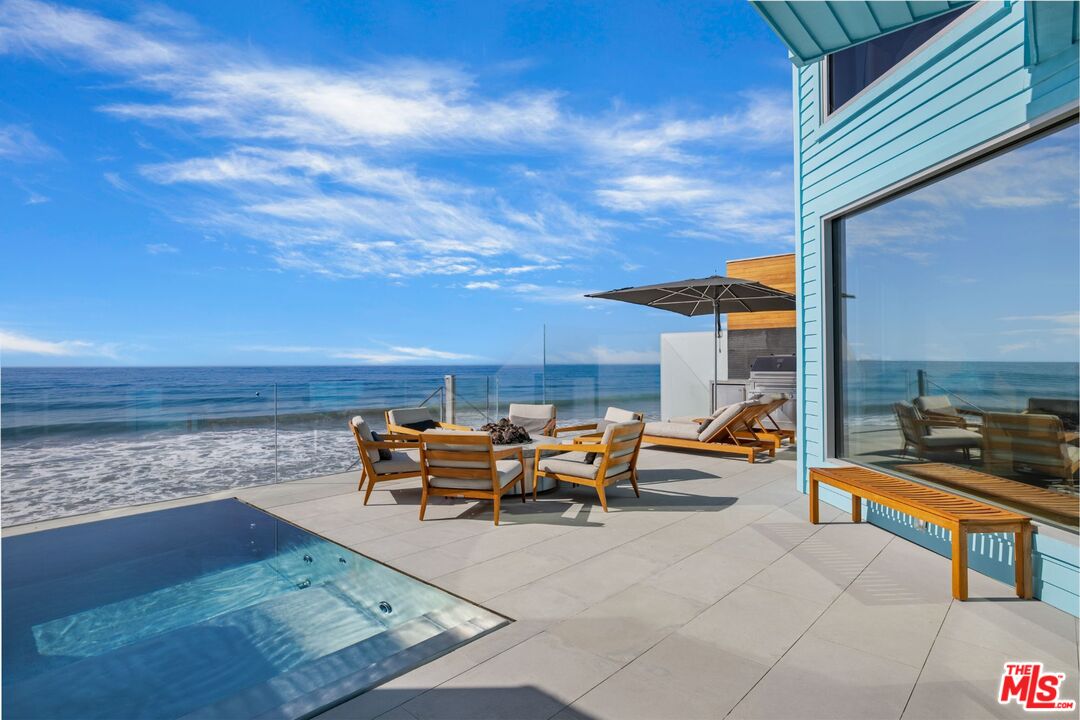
{"left": 0, "top": 365, "right": 660, "bottom": 526}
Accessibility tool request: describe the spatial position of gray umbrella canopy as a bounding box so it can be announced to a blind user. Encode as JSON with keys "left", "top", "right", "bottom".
{"left": 586, "top": 276, "right": 796, "bottom": 411}
{"left": 585, "top": 276, "right": 796, "bottom": 316}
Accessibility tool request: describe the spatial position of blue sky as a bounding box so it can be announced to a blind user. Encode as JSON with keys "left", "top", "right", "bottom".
{"left": 0, "top": 0, "right": 796, "bottom": 366}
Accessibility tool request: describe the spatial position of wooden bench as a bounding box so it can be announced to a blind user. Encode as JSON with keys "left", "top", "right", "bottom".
{"left": 809, "top": 466, "right": 1033, "bottom": 601}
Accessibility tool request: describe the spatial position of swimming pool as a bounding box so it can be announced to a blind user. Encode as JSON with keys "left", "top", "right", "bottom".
{"left": 1, "top": 499, "right": 508, "bottom": 719}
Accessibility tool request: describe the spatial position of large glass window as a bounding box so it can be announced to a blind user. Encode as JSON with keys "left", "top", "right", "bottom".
{"left": 835, "top": 122, "right": 1080, "bottom": 530}
{"left": 827, "top": 6, "right": 971, "bottom": 114}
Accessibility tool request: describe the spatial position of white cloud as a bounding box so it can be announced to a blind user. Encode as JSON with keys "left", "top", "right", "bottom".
{"left": 0, "top": 123, "right": 54, "bottom": 160}
{"left": 0, "top": 329, "right": 118, "bottom": 358}
{"left": 464, "top": 281, "right": 501, "bottom": 290}
{"left": 237, "top": 343, "right": 478, "bottom": 364}
{"left": 145, "top": 242, "right": 178, "bottom": 254}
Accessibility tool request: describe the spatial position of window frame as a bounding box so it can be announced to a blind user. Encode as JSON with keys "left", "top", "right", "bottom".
{"left": 825, "top": 112, "right": 1080, "bottom": 532}
{"left": 821, "top": 6, "right": 975, "bottom": 120}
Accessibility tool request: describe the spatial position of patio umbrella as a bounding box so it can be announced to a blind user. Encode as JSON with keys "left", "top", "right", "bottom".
{"left": 586, "top": 276, "right": 796, "bottom": 411}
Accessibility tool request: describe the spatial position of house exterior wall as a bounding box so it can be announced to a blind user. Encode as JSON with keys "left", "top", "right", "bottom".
{"left": 792, "top": 1, "right": 1079, "bottom": 614}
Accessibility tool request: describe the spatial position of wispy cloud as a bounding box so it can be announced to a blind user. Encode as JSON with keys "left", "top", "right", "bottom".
{"left": 0, "top": 123, "right": 55, "bottom": 160}
{"left": 0, "top": 0, "right": 795, "bottom": 287}
{"left": 145, "top": 242, "right": 178, "bottom": 254}
{"left": 0, "top": 328, "right": 119, "bottom": 358}
{"left": 552, "top": 345, "right": 660, "bottom": 364}
{"left": 237, "top": 343, "right": 479, "bottom": 364}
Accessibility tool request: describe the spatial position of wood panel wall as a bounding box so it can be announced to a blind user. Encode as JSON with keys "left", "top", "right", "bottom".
{"left": 725, "top": 253, "right": 796, "bottom": 330}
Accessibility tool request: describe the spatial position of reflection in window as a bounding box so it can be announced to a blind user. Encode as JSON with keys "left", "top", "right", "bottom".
{"left": 827, "top": 6, "right": 970, "bottom": 113}
{"left": 835, "top": 122, "right": 1080, "bottom": 530}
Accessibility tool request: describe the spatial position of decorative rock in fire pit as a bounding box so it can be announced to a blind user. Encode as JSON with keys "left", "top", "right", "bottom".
{"left": 481, "top": 418, "right": 531, "bottom": 445}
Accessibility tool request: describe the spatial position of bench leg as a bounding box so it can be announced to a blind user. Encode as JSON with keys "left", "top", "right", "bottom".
{"left": 809, "top": 477, "right": 819, "bottom": 524}
{"left": 851, "top": 493, "right": 862, "bottom": 523}
{"left": 951, "top": 527, "right": 968, "bottom": 601}
{"left": 1015, "top": 525, "right": 1033, "bottom": 599}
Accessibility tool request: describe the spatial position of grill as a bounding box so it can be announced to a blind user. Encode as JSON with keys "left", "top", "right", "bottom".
{"left": 748, "top": 354, "right": 797, "bottom": 428}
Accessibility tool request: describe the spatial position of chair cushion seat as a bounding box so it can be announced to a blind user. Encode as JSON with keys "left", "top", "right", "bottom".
{"left": 923, "top": 428, "right": 982, "bottom": 448}
{"left": 372, "top": 451, "right": 420, "bottom": 476}
{"left": 644, "top": 421, "right": 700, "bottom": 440}
{"left": 427, "top": 460, "right": 522, "bottom": 490}
{"left": 538, "top": 453, "right": 630, "bottom": 480}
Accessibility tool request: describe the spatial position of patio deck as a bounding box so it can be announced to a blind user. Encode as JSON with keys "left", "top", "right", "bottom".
{"left": 233, "top": 446, "right": 1079, "bottom": 720}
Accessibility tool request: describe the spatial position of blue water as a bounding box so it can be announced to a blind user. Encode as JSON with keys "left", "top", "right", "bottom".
{"left": 842, "top": 360, "right": 1079, "bottom": 428}
{"left": 1, "top": 499, "right": 506, "bottom": 719}
{"left": 0, "top": 365, "right": 660, "bottom": 526}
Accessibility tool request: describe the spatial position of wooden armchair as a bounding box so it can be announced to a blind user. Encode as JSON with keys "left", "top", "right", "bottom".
{"left": 555, "top": 406, "right": 643, "bottom": 438}
{"left": 384, "top": 407, "right": 471, "bottom": 437}
{"left": 532, "top": 421, "right": 644, "bottom": 511}
{"left": 349, "top": 415, "right": 422, "bottom": 505}
{"left": 417, "top": 430, "right": 526, "bottom": 525}
{"left": 894, "top": 403, "right": 981, "bottom": 460}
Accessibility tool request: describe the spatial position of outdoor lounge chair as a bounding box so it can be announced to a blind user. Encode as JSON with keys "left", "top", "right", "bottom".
{"left": 508, "top": 403, "right": 557, "bottom": 437}
{"left": 641, "top": 399, "right": 775, "bottom": 463}
{"left": 914, "top": 395, "right": 981, "bottom": 429}
{"left": 733, "top": 394, "right": 795, "bottom": 449}
{"left": 532, "top": 421, "right": 644, "bottom": 511}
{"left": 982, "top": 411, "right": 1080, "bottom": 481}
{"left": 554, "top": 406, "right": 642, "bottom": 437}
{"left": 894, "top": 402, "right": 981, "bottom": 460}
{"left": 349, "top": 415, "right": 422, "bottom": 505}
{"left": 384, "top": 407, "right": 471, "bottom": 436}
{"left": 417, "top": 430, "right": 526, "bottom": 525}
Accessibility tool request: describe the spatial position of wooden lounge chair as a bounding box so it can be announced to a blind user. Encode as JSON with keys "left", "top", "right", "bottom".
{"left": 508, "top": 403, "right": 557, "bottom": 437}
{"left": 894, "top": 402, "right": 981, "bottom": 460}
{"left": 554, "top": 406, "right": 642, "bottom": 438}
{"left": 733, "top": 395, "right": 794, "bottom": 449}
{"left": 532, "top": 421, "right": 644, "bottom": 511}
{"left": 384, "top": 407, "right": 471, "bottom": 437}
{"left": 982, "top": 411, "right": 1080, "bottom": 481}
{"left": 348, "top": 415, "right": 422, "bottom": 505}
{"left": 641, "top": 400, "right": 775, "bottom": 463}
{"left": 417, "top": 430, "right": 526, "bottom": 526}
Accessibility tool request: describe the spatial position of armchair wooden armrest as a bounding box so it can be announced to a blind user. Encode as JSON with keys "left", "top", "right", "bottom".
{"left": 438, "top": 421, "right": 473, "bottom": 431}
{"left": 538, "top": 442, "right": 605, "bottom": 454}
{"left": 386, "top": 421, "right": 472, "bottom": 436}
{"left": 921, "top": 412, "right": 968, "bottom": 429}
{"left": 492, "top": 446, "right": 526, "bottom": 462}
{"left": 554, "top": 422, "right": 598, "bottom": 435}
{"left": 366, "top": 438, "right": 420, "bottom": 450}
{"left": 571, "top": 433, "right": 603, "bottom": 443}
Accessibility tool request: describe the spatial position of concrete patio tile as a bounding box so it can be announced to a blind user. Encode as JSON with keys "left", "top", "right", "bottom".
{"left": 347, "top": 534, "right": 431, "bottom": 561}
{"left": 615, "top": 513, "right": 740, "bottom": 565}
{"left": 389, "top": 548, "right": 479, "bottom": 581}
{"left": 567, "top": 633, "right": 770, "bottom": 720}
{"left": 729, "top": 634, "right": 922, "bottom": 720}
{"left": 939, "top": 584, "right": 1080, "bottom": 671}
{"left": 901, "top": 635, "right": 1062, "bottom": 720}
{"left": 402, "top": 632, "right": 621, "bottom": 720}
{"left": 322, "top": 522, "right": 395, "bottom": 547}
{"left": 710, "top": 522, "right": 809, "bottom": 565}
{"left": 642, "top": 542, "right": 767, "bottom": 605}
{"left": 548, "top": 584, "right": 705, "bottom": 663}
{"left": 434, "top": 549, "right": 572, "bottom": 602}
{"left": 436, "top": 522, "right": 575, "bottom": 565}
{"left": 678, "top": 583, "right": 828, "bottom": 666}
{"left": 372, "top": 706, "right": 419, "bottom": 720}
{"left": 534, "top": 547, "right": 667, "bottom": 606}
{"left": 486, "top": 583, "right": 591, "bottom": 626}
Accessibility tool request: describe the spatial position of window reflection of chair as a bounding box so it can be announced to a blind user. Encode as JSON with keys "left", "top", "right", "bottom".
{"left": 894, "top": 403, "right": 981, "bottom": 460}
{"left": 1024, "top": 398, "right": 1079, "bottom": 433}
{"left": 914, "top": 395, "right": 981, "bottom": 429}
{"left": 982, "top": 412, "right": 1080, "bottom": 481}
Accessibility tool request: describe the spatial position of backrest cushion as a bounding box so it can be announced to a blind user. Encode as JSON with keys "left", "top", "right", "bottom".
{"left": 422, "top": 430, "right": 493, "bottom": 470}
{"left": 351, "top": 415, "right": 380, "bottom": 464}
{"left": 592, "top": 421, "right": 643, "bottom": 466}
{"left": 604, "top": 407, "right": 642, "bottom": 423}
{"left": 389, "top": 407, "right": 438, "bottom": 429}
{"left": 915, "top": 396, "right": 956, "bottom": 416}
{"left": 509, "top": 403, "right": 556, "bottom": 435}
{"left": 698, "top": 400, "right": 756, "bottom": 442}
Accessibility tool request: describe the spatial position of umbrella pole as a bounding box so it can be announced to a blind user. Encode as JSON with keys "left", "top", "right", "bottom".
{"left": 712, "top": 300, "right": 720, "bottom": 413}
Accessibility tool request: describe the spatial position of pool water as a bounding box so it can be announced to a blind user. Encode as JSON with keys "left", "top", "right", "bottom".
{"left": 1, "top": 499, "right": 507, "bottom": 719}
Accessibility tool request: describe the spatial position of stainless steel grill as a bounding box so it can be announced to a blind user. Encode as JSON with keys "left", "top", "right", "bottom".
{"left": 748, "top": 354, "right": 797, "bottom": 428}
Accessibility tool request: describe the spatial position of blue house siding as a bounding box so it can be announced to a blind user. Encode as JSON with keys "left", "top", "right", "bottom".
{"left": 791, "top": 1, "right": 1079, "bottom": 615}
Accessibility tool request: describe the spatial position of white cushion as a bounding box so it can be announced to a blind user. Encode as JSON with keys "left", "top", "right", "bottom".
{"left": 644, "top": 421, "right": 700, "bottom": 440}
{"left": 539, "top": 453, "right": 630, "bottom": 480}
{"left": 351, "top": 415, "right": 379, "bottom": 464}
{"left": 698, "top": 400, "right": 761, "bottom": 442}
{"left": 915, "top": 396, "right": 957, "bottom": 416}
{"left": 372, "top": 451, "right": 420, "bottom": 476}
{"left": 591, "top": 421, "right": 641, "bottom": 465}
{"left": 509, "top": 403, "right": 555, "bottom": 434}
{"left": 922, "top": 428, "right": 981, "bottom": 448}
{"left": 388, "top": 407, "right": 437, "bottom": 426}
{"left": 427, "top": 460, "right": 522, "bottom": 489}
{"left": 603, "top": 407, "right": 641, "bottom": 423}
{"left": 423, "top": 430, "right": 492, "bottom": 469}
